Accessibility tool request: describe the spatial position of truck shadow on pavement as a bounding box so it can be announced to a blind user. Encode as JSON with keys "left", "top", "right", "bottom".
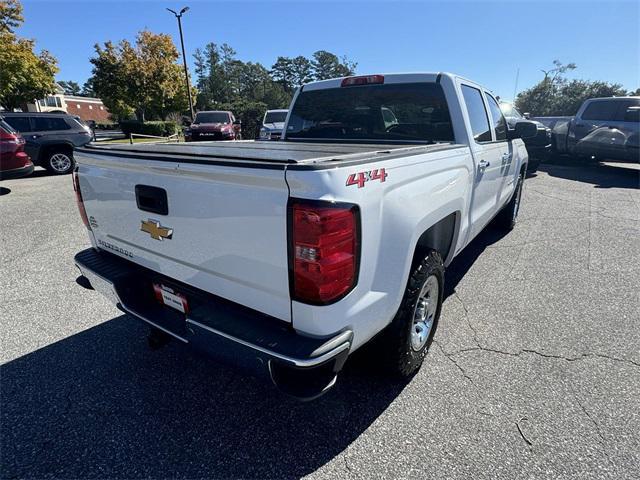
{"left": 539, "top": 159, "right": 639, "bottom": 190}
{"left": 1, "top": 228, "right": 509, "bottom": 479}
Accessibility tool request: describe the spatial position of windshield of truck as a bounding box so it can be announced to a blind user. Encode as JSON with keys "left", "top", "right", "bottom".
{"left": 194, "top": 112, "right": 230, "bottom": 124}
{"left": 264, "top": 111, "right": 288, "bottom": 124}
{"left": 286, "top": 82, "right": 454, "bottom": 143}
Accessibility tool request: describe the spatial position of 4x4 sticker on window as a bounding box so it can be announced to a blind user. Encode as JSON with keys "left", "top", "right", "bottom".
{"left": 346, "top": 168, "right": 388, "bottom": 188}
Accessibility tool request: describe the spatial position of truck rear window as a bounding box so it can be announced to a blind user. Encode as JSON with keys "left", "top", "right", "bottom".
{"left": 286, "top": 82, "right": 454, "bottom": 143}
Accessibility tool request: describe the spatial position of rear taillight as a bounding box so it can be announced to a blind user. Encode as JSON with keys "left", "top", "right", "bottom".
{"left": 289, "top": 199, "right": 360, "bottom": 304}
{"left": 0, "top": 130, "right": 23, "bottom": 145}
{"left": 72, "top": 170, "right": 90, "bottom": 229}
{"left": 341, "top": 75, "right": 384, "bottom": 87}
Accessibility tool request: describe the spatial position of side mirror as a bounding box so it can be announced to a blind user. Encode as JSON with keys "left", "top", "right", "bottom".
{"left": 510, "top": 121, "right": 538, "bottom": 139}
{"left": 233, "top": 119, "right": 242, "bottom": 126}
{"left": 523, "top": 112, "right": 531, "bottom": 119}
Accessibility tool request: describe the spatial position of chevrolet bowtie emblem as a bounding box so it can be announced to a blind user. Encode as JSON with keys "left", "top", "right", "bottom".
{"left": 140, "top": 219, "right": 173, "bottom": 241}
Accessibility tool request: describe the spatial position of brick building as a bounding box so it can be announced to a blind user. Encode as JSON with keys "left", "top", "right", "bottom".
{"left": 25, "top": 83, "right": 112, "bottom": 123}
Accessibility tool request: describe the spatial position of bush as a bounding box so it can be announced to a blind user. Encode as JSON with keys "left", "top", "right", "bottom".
{"left": 95, "top": 122, "right": 118, "bottom": 130}
{"left": 119, "top": 120, "right": 180, "bottom": 137}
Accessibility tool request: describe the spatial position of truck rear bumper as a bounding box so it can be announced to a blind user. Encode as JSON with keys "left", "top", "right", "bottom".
{"left": 74, "top": 248, "right": 352, "bottom": 400}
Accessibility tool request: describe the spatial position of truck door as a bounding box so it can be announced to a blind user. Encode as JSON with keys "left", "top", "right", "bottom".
{"left": 572, "top": 99, "right": 620, "bottom": 159}
{"left": 459, "top": 84, "right": 504, "bottom": 239}
{"left": 606, "top": 99, "right": 640, "bottom": 161}
{"left": 484, "top": 93, "right": 515, "bottom": 206}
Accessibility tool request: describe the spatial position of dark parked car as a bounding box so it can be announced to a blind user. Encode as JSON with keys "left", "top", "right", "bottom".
{"left": 500, "top": 102, "right": 552, "bottom": 173}
{"left": 0, "top": 119, "right": 33, "bottom": 180}
{"left": 538, "top": 97, "right": 640, "bottom": 163}
{"left": 184, "top": 111, "right": 241, "bottom": 142}
{"left": 1, "top": 112, "right": 92, "bottom": 174}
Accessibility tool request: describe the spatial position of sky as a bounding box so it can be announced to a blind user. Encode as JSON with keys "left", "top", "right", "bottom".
{"left": 18, "top": 0, "right": 640, "bottom": 100}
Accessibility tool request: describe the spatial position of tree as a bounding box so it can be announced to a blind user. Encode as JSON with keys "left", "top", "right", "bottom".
{"left": 515, "top": 60, "right": 627, "bottom": 116}
{"left": 88, "top": 30, "right": 193, "bottom": 121}
{"left": 58, "top": 80, "right": 81, "bottom": 95}
{"left": 0, "top": 0, "right": 23, "bottom": 34}
{"left": 311, "top": 50, "right": 356, "bottom": 80}
{"left": 0, "top": 0, "right": 58, "bottom": 110}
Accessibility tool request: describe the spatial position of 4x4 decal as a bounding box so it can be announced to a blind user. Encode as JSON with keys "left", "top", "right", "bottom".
{"left": 346, "top": 168, "right": 388, "bottom": 188}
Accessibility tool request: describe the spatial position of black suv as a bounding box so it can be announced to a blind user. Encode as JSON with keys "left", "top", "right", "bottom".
{"left": 0, "top": 113, "right": 92, "bottom": 174}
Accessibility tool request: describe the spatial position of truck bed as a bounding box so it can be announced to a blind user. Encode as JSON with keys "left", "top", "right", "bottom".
{"left": 77, "top": 141, "right": 464, "bottom": 170}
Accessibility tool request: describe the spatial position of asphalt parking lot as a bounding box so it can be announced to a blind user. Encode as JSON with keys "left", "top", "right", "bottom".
{"left": 1, "top": 160, "right": 639, "bottom": 479}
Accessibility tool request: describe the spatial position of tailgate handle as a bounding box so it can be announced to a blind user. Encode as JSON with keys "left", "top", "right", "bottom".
{"left": 135, "top": 185, "right": 168, "bottom": 215}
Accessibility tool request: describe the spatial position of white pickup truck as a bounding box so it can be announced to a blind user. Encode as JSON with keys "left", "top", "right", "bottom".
{"left": 73, "top": 73, "right": 536, "bottom": 399}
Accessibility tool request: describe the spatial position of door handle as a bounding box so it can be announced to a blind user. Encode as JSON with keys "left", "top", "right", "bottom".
{"left": 31, "top": 134, "right": 43, "bottom": 139}
{"left": 501, "top": 153, "right": 512, "bottom": 161}
{"left": 478, "top": 160, "right": 490, "bottom": 170}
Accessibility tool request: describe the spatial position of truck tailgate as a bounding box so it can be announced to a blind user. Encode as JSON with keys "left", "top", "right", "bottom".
{"left": 76, "top": 149, "right": 292, "bottom": 322}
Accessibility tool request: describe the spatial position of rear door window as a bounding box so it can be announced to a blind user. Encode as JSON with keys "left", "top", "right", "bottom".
{"left": 461, "top": 85, "right": 492, "bottom": 143}
{"left": 32, "top": 116, "right": 72, "bottom": 131}
{"left": 3, "top": 116, "right": 32, "bottom": 133}
{"left": 486, "top": 94, "right": 508, "bottom": 141}
{"left": 613, "top": 99, "right": 640, "bottom": 122}
{"left": 581, "top": 101, "right": 619, "bottom": 121}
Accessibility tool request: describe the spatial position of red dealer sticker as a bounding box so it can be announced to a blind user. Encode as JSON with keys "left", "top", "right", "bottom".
{"left": 346, "top": 168, "right": 388, "bottom": 188}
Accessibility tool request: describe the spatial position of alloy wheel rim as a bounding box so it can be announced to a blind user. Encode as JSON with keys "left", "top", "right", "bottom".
{"left": 50, "top": 153, "right": 71, "bottom": 172}
{"left": 411, "top": 275, "right": 439, "bottom": 351}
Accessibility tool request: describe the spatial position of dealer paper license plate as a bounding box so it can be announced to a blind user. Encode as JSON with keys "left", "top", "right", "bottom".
{"left": 153, "top": 283, "right": 189, "bottom": 314}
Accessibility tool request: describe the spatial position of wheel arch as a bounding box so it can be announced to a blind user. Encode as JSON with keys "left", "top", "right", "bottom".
{"left": 411, "top": 211, "right": 460, "bottom": 269}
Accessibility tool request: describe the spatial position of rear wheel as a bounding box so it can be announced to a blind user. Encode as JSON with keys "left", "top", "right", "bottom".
{"left": 45, "top": 149, "right": 75, "bottom": 175}
{"left": 381, "top": 250, "right": 444, "bottom": 377}
{"left": 495, "top": 170, "right": 524, "bottom": 231}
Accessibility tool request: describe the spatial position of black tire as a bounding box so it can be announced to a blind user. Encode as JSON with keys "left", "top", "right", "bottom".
{"left": 526, "top": 158, "right": 540, "bottom": 174}
{"left": 495, "top": 170, "right": 524, "bottom": 231}
{"left": 381, "top": 250, "right": 444, "bottom": 378}
{"left": 45, "top": 149, "right": 75, "bottom": 175}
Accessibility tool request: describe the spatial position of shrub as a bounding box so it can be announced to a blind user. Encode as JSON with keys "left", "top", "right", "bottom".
{"left": 119, "top": 120, "right": 180, "bottom": 137}
{"left": 95, "top": 122, "right": 118, "bottom": 130}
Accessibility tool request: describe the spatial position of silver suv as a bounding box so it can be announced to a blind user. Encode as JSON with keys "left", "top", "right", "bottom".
{"left": 1, "top": 113, "right": 92, "bottom": 174}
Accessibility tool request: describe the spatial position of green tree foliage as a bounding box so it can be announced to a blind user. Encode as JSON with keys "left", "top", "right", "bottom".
{"left": 515, "top": 60, "right": 629, "bottom": 116}
{"left": 58, "top": 80, "right": 81, "bottom": 95}
{"left": 311, "top": 50, "right": 357, "bottom": 81}
{"left": 0, "top": 0, "right": 22, "bottom": 34}
{"left": 194, "top": 44, "right": 356, "bottom": 137}
{"left": 89, "top": 30, "right": 194, "bottom": 122}
{"left": 0, "top": 0, "right": 58, "bottom": 110}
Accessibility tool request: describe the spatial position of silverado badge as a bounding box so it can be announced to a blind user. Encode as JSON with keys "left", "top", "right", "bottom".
{"left": 141, "top": 219, "right": 173, "bottom": 241}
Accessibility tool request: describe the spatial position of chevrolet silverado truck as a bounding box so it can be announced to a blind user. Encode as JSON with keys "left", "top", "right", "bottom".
{"left": 73, "top": 73, "right": 536, "bottom": 399}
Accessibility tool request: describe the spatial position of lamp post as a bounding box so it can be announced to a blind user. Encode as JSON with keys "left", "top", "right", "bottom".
{"left": 167, "top": 6, "right": 195, "bottom": 121}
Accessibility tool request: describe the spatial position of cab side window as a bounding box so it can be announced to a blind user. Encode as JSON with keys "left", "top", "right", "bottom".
{"left": 33, "top": 117, "right": 71, "bottom": 131}
{"left": 461, "top": 85, "right": 492, "bottom": 143}
{"left": 581, "top": 101, "right": 619, "bottom": 121}
{"left": 3, "top": 116, "right": 32, "bottom": 132}
{"left": 486, "top": 94, "right": 507, "bottom": 141}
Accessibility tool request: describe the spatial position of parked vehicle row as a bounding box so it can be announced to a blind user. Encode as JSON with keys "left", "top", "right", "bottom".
{"left": 72, "top": 72, "right": 537, "bottom": 400}
{"left": 1, "top": 112, "right": 92, "bottom": 175}
{"left": 534, "top": 96, "right": 639, "bottom": 163}
{"left": 0, "top": 119, "right": 34, "bottom": 180}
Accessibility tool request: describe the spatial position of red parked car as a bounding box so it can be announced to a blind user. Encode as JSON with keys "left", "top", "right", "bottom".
{"left": 0, "top": 118, "right": 33, "bottom": 180}
{"left": 184, "top": 111, "right": 242, "bottom": 141}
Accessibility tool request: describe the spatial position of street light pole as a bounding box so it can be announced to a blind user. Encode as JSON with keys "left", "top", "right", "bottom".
{"left": 167, "top": 7, "right": 195, "bottom": 121}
